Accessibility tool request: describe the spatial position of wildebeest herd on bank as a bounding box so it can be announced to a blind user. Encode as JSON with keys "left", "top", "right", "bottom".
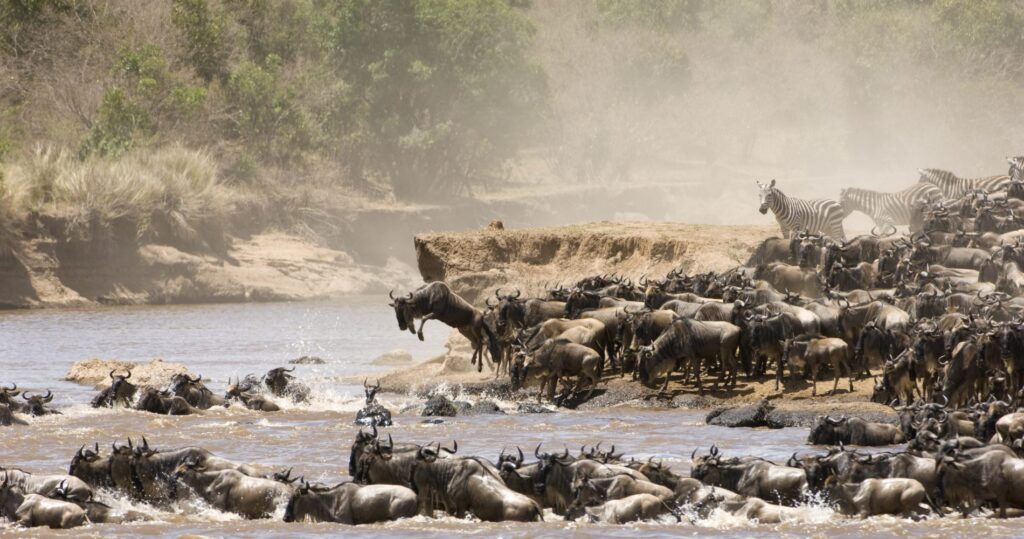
{"left": 7, "top": 159, "right": 1024, "bottom": 528}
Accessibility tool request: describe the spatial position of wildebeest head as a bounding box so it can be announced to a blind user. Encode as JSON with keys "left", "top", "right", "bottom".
{"left": 363, "top": 379, "right": 381, "bottom": 405}
{"left": 497, "top": 446, "right": 525, "bottom": 474}
{"left": 757, "top": 179, "right": 777, "bottom": 215}
{"left": 808, "top": 415, "right": 847, "bottom": 445}
{"left": 22, "top": 390, "right": 56, "bottom": 416}
{"left": 263, "top": 367, "right": 296, "bottom": 395}
{"left": 108, "top": 370, "right": 137, "bottom": 405}
{"left": 348, "top": 425, "right": 379, "bottom": 477}
{"left": 491, "top": 288, "right": 523, "bottom": 333}
{"left": 0, "top": 383, "right": 20, "bottom": 406}
{"left": 388, "top": 290, "right": 416, "bottom": 333}
{"left": 69, "top": 443, "right": 107, "bottom": 486}
{"left": 533, "top": 443, "right": 573, "bottom": 496}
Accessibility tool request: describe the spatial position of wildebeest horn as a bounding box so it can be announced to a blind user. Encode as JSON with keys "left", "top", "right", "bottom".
{"left": 512, "top": 289, "right": 521, "bottom": 298}
{"left": 485, "top": 297, "right": 495, "bottom": 308}
{"left": 710, "top": 444, "right": 719, "bottom": 456}
{"left": 871, "top": 226, "right": 879, "bottom": 237}
{"left": 109, "top": 370, "right": 117, "bottom": 380}
{"left": 691, "top": 448, "right": 698, "bottom": 460}
{"left": 389, "top": 290, "right": 396, "bottom": 300}
{"left": 535, "top": 443, "right": 543, "bottom": 459}
{"left": 76, "top": 444, "right": 85, "bottom": 458}
{"left": 516, "top": 446, "right": 524, "bottom": 463}
{"left": 386, "top": 433, "right": 393, "bottom": 450}
{"left": 442, "top": 440, "right": 458, "bottom": 454}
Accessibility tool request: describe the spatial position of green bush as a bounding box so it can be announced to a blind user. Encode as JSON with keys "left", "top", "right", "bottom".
{"left": 79, "top": 88, "right": 150, "bottom": 159}
{"left": 171, "top": 0, "right": 230, "bottom": 82}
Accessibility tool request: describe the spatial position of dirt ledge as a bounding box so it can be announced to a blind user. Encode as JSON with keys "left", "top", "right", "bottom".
{"left": 414, "top": 221, "right": 777, "bottom": 303}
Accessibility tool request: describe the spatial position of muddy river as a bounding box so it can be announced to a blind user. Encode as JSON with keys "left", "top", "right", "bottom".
{"left": 0, "top": 298, "right": 1020, "bottom": 537}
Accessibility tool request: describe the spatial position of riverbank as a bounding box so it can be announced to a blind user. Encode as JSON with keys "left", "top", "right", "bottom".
{"left": 414, "top": 221, "right": 777, "bottom": 303}
{"left": 0, "top": 231, "right": 420, "bottom": 308}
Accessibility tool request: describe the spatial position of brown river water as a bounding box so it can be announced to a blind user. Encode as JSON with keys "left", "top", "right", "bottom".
{"left": 0, "top": 297, "right": 1021, "bottom": 537}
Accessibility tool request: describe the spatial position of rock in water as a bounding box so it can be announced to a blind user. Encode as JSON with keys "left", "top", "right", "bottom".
{"left": 422, "top": 395, "right": 458, "bottom": 417}
{"left": 289, "top": 356, "right": 326, "bottom": 365}
{"left": 463, "top": 400, "right": 505, "bottom": 415}
{"left": 705, "top": 399, "right": 775, "bottom": 428}
{"left": 516, "top": 402, "right": 554, "bottom": 414}
{"left": 355, "top": 403, "right": 393, "bottom": 427}
{"left": 371, "top": 350, "right": 414, "bottom": 366}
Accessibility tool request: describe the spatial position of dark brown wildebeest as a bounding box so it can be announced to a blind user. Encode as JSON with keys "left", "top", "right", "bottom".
{"left": 225, "top": 376, "right": 280, "bottom": 412}
{"left": 689, "top": 447, "right": 808, "bottom": 506}
{"left": 807, "top": 416, "right": 905, "bottom": 446}
{"left": 782, "top": 335, "right": 854, "bottom": 396}
{"left": 91, "top": 371, "right": 138, "bottom": 408}
{"left": 134, "top": 387, "right": 196, "bottom": 415}
{"left": 21, "top": 390, "right": 60, "bottom": 416}
{"left": 390, "top": 282, "right": 501, "bottom": 372}
{"left": 168, "top": 373, "right": 223, "bottom": 409}
{"left": 263, "top": 367, "right": 310, "bottom": 403}
{"left": 638, "top": 318, "right": 740, "bottom": 395}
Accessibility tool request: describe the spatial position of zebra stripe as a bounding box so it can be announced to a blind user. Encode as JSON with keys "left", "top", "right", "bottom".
{"left": 839, "top": 183, "right": 943, "bottom": 227}
{"left": 918, "top": 168, "right": 1010, "bottom": 200}
{"left": 758, "top": 181, "right": 846, "bottom": 240}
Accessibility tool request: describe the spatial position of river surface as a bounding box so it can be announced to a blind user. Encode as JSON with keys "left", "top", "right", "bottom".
{"left": 0, "top": 298, "right": 1021, "bottom": 537}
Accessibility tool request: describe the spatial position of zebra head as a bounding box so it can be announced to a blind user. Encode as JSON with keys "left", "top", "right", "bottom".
{"left": 757, "top": 179, "right": 777, "bottom": 214}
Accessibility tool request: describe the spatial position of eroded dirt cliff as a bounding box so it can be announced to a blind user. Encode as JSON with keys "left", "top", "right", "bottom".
{"left": 414, "top": 221, "right": 777, "bottom": 302}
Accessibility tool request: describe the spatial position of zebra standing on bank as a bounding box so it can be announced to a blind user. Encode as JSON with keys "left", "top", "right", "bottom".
{"left": 757, "top": 179, "right": 846, "bottom": 240}
{"left": 1009, "top": 157, "right": 1024, "bottom": 181}
{"left": 839, "top": 183, "right": 943, "bottom": 230}
{"left": 918, "top": 168, "right": 1011, "bottom": 200}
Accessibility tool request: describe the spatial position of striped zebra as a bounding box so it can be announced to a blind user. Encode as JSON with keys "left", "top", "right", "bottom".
{"left": 838, "top": 183, "right": 943, "bottom": 229}
{"left": 757, "top": 179, "right": 846, "bottom": 240}
{"left": 918, "top": 168, "right": 1011, "bottom": 200}
{"left": 1009, "top": 157, "right": 1024, "bottom": 181}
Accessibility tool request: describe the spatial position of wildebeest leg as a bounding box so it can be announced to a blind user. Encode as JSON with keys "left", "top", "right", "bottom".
{"left": 547, "top": 374, "right": 559, "bottom": 403}
{"left": 416, "top": 314, "right": 435, "bottom": 341}
{"left": 693, "top": 357, "right": 704, "bottom": 396}
{"left": 775, "top": 354, "right": 784, "bottom": 391}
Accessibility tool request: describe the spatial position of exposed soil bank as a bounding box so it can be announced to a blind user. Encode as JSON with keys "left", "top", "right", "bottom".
{"left": 0, "top": 231, "right": 418, "bottom": 309}
{"left": 376, "top": 330, "right": 891, "bottom": 418}
{"left": 414, "top": 221, "right": 777, "bottom": 303}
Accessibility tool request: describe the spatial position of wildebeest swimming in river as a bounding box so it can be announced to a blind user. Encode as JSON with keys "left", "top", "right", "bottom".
{"left": 390, "top": 282, "right": 502, "bottom": 372}
{"left": 355, "top": 379, "right": 392, "bottom": 427}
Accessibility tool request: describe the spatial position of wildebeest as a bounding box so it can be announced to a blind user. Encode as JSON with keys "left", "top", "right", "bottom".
{"left": 828, "top": 477, "right": 932, "bottom": 518}
{"left": 21, "top": 390, "right": 60, "bottom": 416}
{"left": 638, "top": 318, "right": 740, "bottom": 394}
{"left": 0, "top": 467, "right": 93, "bottom": 503}
{"left": 91, "top": 370, "right": 138, "bottom": 408}
{"left": 0, "top": 474, "right": 86, "bottom": 529}
{"left": 566, "top": 492, "right": 680, "bottom": 523}
{"left": 225, "top": 376, "right": 280, "bottom": 412}
{"left": 355, "top": 379, "right": 392, "bottom": 427}
{"left": 168, "top": 373, "right": 223, "bottom": 409}
{"left": 172, "top": 458, "right": 294, "bottom": 519}
{"left": 134, "top": 387, "right": 196, "bottom": 415}
{"left": 937, "top": 449, "right": 1024, "bottom": 517}
{"left": 390, "top": 282, "right": 501, "bottom": 372}
{"left": 571, "top": 472, "right": 673, "bottom": 505}
{"left": 410, "top": 444, "right": 542, "bottom": 521}
{"left": 284, "top": 479, "right": 418, "bottom": 524}
{"left": 131, "top": 437, "right": 259, "bottom": 503}
{"left": 0, "top": 403, "right": 26, "bottom": 426}
{"left": 807, "top": 416, "right": 905, "bottom": 446}
{"left": 782, "top": 335, "right": 854, "bottom": 396}
{"left": 690, "top": 447, "right": 808, "bottom": 505}
{"left": 520, "top": 338, "right": 602, "bottom": 404}
{"left": 263, "top": 367, "right": 311, "bottom": 403}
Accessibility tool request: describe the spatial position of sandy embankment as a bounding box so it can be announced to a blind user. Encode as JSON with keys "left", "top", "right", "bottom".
{"left": 0, "top": 231, "right": 418, "bottom": 308}
{"left": 378, "top": 221, "right": 893, "bottom": 418}
{"left": 64, "top": 358, "right": 195, "bottom": 389}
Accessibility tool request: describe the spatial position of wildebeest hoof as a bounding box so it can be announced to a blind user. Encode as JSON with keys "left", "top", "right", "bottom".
{"left": 417, "top": 332, "right": 425, "bottom": 341}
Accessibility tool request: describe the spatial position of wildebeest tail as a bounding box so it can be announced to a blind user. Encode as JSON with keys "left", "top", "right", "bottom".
{"left": 923, "top": 491, "right": 944, "bottom": 516}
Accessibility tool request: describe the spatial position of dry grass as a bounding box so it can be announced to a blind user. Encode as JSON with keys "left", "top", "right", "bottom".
{"left": 1, "top": 145, "right": 234, "bottom": 242}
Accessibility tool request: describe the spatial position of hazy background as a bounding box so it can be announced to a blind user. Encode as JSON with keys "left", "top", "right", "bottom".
{"left": 1, "top": 0, "right": 1023, "bottom": 252}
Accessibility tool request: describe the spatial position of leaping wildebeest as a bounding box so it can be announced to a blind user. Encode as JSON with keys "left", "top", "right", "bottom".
{"left": 390, "top": 282, "right": 501, "bottom": 372}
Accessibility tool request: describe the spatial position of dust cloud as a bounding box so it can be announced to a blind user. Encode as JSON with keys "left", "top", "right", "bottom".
{"left": 518, "top": 1, "right": 1024, "bottom": 229}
